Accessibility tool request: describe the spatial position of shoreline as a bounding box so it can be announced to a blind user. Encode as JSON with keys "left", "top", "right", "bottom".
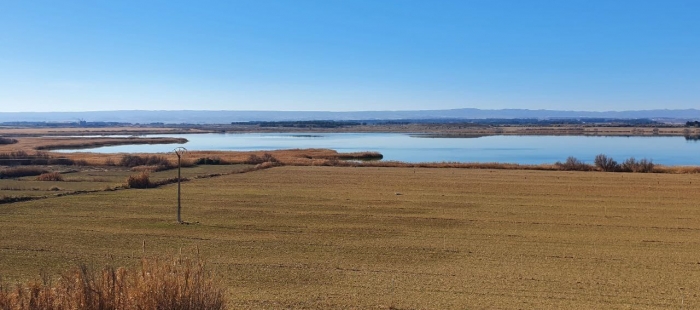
{"left": 0, "top": 126, "right": 698, "bottom": 171}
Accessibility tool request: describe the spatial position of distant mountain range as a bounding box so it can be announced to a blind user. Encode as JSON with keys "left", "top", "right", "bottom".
{"left": 1, "top": 109, "right": 699, "bottom": 124}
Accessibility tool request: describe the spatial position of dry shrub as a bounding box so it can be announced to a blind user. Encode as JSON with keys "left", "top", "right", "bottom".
{"left": 620, "top": 157, "right": 655, "bottom": 173}
{"left": 194, "top": 157, "right": 225, "bottom": 165}
{"left": 0, "top": 257, "right": 226, "bottom": 310}
{"left": 555, "top": 156, "right": 593, "bottom": 171}
{"left": 334, "top": 151, "right": 383, "bottom": 160}
{"left": 126, "top": 172, "right": 151, "bottom": 189}
{"left": 47, "top": 157, "right": 75, "bottom": 165}
{"left": 36, "top": 172, "right": 63, "bottom": 181}
{"left": 0, "top": 167, "right": 48, "bottom": 179}
{"left": 594, "top": 154, "right": 619, "bottom": 172}
{"left": 119, "top": 155, "right": 173, "bottom": 169}
{"left": 244, "top": 153, "right": 279, "bottom": 165}
{"left": 0, "top": 137, "right": 17, "bottom": 145}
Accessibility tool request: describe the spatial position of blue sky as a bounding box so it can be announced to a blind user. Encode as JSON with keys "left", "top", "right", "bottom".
{"left": 1, "top": 1, "right": 698, "bottom": 112}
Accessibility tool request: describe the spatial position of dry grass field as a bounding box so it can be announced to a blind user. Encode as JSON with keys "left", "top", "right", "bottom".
{"left": 2, "top": 166, "right": 700, "bottom": 308}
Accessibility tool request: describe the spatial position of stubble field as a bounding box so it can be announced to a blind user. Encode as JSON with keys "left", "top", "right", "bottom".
{"left": 2, "top": 166, "right": 700, "bottom": 309}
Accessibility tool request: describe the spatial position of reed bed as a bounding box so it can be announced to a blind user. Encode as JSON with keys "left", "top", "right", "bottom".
{"left": 0, "top": 257, "right": 226, "bottom": 310}
{"left": 0, "top": 167, "right": 48, "bottom": 179}
{"left": 34, "top": 137, "right": 189, "bottom": 151}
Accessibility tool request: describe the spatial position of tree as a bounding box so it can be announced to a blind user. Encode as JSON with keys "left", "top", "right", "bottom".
{"left": 594, "top": 154, "right": 619, "bottom": 172}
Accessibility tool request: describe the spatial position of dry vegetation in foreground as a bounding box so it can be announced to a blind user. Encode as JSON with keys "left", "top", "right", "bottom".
{"left": 0, "top": 257, "right": 226, "bottom": 310}
{"left": 2, "top": 166, "right": 700, "bottom": 308}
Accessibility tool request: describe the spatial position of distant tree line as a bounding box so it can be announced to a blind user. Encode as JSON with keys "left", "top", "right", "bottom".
{"left": 556, "top": 154, "right": 655, "bottom": 173}
{"left": 686, "top": 121, "right": 700, "bottom": 127}
{"left": 231, "top": 118, "right": 661, "bottom": 127}
{"left": 0, "top": 121, "right": 129, "bottom": 128}
{"left": 232, "top": 120, "right": 365, "bottom": 128}
{"left": 375, "top": 118, "right": 660, "bottom": 126}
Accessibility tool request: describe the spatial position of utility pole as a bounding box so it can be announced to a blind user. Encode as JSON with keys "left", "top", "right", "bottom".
{"left": 174, "top": 147, "right": 187, "bottom": 223}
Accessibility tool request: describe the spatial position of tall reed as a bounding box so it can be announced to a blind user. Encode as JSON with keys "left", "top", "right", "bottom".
{"left": 0, "top": 257, "right": 226, "bottom": 310}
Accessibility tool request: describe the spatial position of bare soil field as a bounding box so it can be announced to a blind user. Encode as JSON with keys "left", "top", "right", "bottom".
{"left": 2, "top": 166, "right": 700, "bottom": 309}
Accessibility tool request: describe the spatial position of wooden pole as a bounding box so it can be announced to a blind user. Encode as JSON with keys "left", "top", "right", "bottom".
{"left": 177, "top": 152, "right": 181, "bottom": 223}
{"left": 174, "top": 147, "right": 187, "bottom": 223}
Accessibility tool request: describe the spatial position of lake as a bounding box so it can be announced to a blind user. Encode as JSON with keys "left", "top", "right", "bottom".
{"left": 57, "top": 133, "right": 700, "bottom": 165}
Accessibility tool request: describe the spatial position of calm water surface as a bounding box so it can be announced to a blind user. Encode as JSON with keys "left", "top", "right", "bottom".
{"left": 57, "top": 133, "right": 700, "bottom": 165}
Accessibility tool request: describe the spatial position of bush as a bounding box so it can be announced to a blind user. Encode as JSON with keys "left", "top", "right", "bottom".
{"left": 119, "top": 155, "right": 173, "bottom": 169}
{"left": 36, "top": 172, "right": 63, "bottom": 181}
{"left": 0, "top": 167, "right": 48, "bottom": 179}
{"left": 244, "top": 153, "right": 279, "bottom": 165}
{"left": 555, "top": 156, "right": 593, "bottom": 171}
{"left": 0, "top": 137, "right": 17, "bottom": 145}
{"left": 621, "top": 157, "right": 655, "bottom": 173}
{"left": 119, "top": 154, "right": 143, "bottom": 167}
{"left": 126, "top": 172, "right": 152, "bottom": 188}
{"left": 594, "top": 154, "right": 619, "bottom": 172}
{"left": 0, "top": 257, "right": 226, "bottom": 310}
{"left": 195, "top": 157, "right": 224, "bottom": 165}
{"left": 47, "top": 158, "right": 75, "bottom": 165}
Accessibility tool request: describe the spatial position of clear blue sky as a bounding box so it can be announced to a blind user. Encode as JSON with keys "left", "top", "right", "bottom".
{"left": 1, "top": 1, "right": 698, "bottom": 112}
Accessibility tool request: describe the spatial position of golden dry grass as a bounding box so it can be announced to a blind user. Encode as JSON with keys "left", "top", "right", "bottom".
{"left": 0, "top": 257, "right": 225, "bottom": 310}
{"left": 2, "top": 166, "right": 700, "bottom": 308}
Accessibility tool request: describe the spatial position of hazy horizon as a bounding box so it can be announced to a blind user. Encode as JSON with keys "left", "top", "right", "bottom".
{"left": 2, "top": 107, "right": 700, "bottom": 114}
{"left": 2, "top": 1, "right": 699, "bottom": 113}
